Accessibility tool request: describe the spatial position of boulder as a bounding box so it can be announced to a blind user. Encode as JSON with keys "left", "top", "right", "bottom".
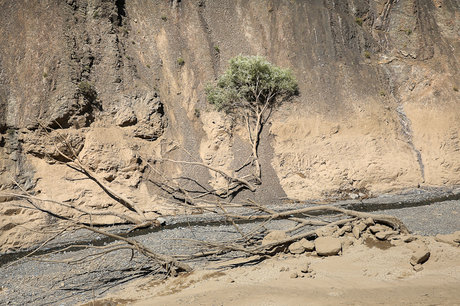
{"left": 299, "top": 238, "right": 315, "bottom": 251}
{"left": 314, "top": 237, "right": 342, "bottom": 256}
{"left": 288, "top": 241, "right": 305, "bottom": 254}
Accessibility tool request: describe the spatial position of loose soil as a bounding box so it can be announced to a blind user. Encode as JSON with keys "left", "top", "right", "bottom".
{"left": 97, "top": 237, "right": 460, "bottom": 305}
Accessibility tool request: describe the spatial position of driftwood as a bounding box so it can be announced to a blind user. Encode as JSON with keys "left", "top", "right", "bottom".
{"left": 170, "top": 202, "right": 409, "bottom": 261}
{"left": 4, "top": 190, "right": 191, "bottom": 274}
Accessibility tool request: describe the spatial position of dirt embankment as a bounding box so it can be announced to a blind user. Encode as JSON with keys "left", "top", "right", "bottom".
{"left": 0, "top": 0, "right": 459, "bottom": 252}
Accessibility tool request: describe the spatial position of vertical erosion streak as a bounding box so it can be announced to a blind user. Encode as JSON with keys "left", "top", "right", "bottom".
{"left": 396, "top": 105, "right": 425, "bottom": 181}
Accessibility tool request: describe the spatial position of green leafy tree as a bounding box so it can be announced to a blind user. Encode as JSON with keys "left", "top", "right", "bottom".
{"left": 206, "top": 55, "right": 298, "bottom": 182}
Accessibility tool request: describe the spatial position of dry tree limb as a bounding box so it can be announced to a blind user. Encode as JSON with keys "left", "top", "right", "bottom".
{"left": 223, "top": 205, "right": 409, "bottom": 234}
{"left": 67, "top": 162, "right": 146, "bottom": 220}
{"left": 4, "top": 183, "right": 191, "bottom": 273}
{"left": 78, "top": 224, "right": 192, "bottom": 272}
{"left": 158, "top": 158, "right": 256, "bottom": 192}
{"left": 285, "top": 217, "right": 329, "bottom": 234}
{"left": 37, "top": 121, "right": 148, "bottom": 223}
{"left": 217, "top": 202, "right": 248, "bottom": 242}
{"left": 3, "top": 226, "right": 71, "bottom": 269}
{"left": 5, "top": 193, "right": 141, "bottom": 225}
{"left": 12, "top": 199, "right": 192, "bottom": 273}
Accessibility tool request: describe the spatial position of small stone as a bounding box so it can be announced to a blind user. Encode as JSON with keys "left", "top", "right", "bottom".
{"left": 315, "top": 237, "right": 342, "bottom": 256}
{"left": 363, "top": 217, "right": 375, "bottom": 226}
{"left": 315, "top": 225, "right": 339, "bottom": 237}
{"left": 300, "top": 264, "right": 311, "bottom": 273}
{"left": 435, "top": 231, "right": 460, "bottom": 246}
{"left": 410, "top": 249, "right": 430, "bottom": 266}
{"left": 280, "top": 267, "right": 286, "bottom": 272}
{"left": 352, "top": 226, "right": 360, "bottom": 239}
{"left": 375, "top": 230, "right": 398, "bottom": 240}
{"left": 262, "top": 230, "right": 289, "bottom": 245}
{"left": 289, "top": 241, "right": 305, "bottom": 254}
{"left": 369, "top": 225, "right": 382, "bottom": 234}
{"left": 290, "top": 272, "right": 299, "bottom": 279}
{"left": 413, "top": 264, "right": 424, "bottom": 272}
{"left": 402, "top": 235, "right": 417, "bottom": 243}
{"left": 340, "top": 236, "right": 354, "bottom": 251}
{"left": 390, "top": 239, "right": 404, "bottom": 246}
{"left": 299, "top": 238, "right": 315, "bottom": 251}
{"left": 337, "top": 225, "right": 352, "bottom": 236}
{"left": 156, "top": 217, "right": 166, "bottom": 225}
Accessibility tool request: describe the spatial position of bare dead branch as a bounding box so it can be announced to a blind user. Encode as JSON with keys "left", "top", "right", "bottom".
{"left": 158, "top": 158, "right": 256, "bottom": 192}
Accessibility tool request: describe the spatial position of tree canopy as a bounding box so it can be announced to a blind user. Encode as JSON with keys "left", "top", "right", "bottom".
{"left": 206, "top": 55, "right": 299, "bottom": 182}
{"left": 206, "top": 55, "right": 298, "bottom": 115}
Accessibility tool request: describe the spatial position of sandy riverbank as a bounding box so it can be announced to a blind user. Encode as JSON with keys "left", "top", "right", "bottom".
{"left": 94, "top": 236, "right": 460, "bottom": 305}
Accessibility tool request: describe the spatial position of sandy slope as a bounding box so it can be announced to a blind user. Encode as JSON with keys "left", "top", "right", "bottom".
{"left": 95, "top": 237, "right": 460, "bottom": 306}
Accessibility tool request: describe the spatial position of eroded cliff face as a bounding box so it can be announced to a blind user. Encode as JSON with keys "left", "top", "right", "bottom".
{"left": 0, "top": 0, "right": 459, "bottom": 251}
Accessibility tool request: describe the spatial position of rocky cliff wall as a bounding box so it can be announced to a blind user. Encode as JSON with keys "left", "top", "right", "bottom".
{"left": 0, "top": 0, "right": 459, "bottom": 251}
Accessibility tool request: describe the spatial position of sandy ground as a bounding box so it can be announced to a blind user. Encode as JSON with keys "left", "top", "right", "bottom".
{"left": 94, "top": 237, "right": 460, "bottom": 306}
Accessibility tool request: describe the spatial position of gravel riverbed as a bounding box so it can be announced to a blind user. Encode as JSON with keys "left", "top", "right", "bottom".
{"left": 0, "top": 193, "right": 459, "bottom": 306}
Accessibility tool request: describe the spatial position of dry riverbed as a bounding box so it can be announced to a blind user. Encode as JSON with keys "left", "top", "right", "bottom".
{"left": 91, "top": 236, "right": 460, "bottom": 306}
{"left": 1, "top": 192, "right": 459, "bottom": 305}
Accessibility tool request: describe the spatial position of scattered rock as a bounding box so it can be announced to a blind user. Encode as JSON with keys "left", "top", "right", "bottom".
{"left": 299, "top": 238, "right": 315, "bottom": 251}
{"left": 402, "top": 235, "right": 417, "bottom": 243}
{"left": 337, "top": 224, "right": 352, "bottom": 236}
{"left": 410, "top": 248, "right": 431, "bottom": 266}
{"left": 315, "top": 237, "right": 342, "bottom": 256}
{"left": 262, "top": 230, "right": 289, "bottom": 245}
{"left": 352, "top": 222, "right": 367, "bottom": 239}
{"left": 315, "top": 225, "right": 338, "bottom": 237}
{"left": 363, "top": 217, "right": 375, "bottom": 226}
{"left": 435, "top": 231, "right": 460, "bottom": 247}
{"left": 156, "top": 217, "right": 166, "bottom": 225}
{"left": 375, "top": 230, "right": 398, "bottom": 240}
{"left": 290, "top": 272, "right": 298, "bottom": 279}
{"left": 390, "top": 239, "right": 404, "bottom": 247}
{"left": 300, "top": 263, "right": 311, "bottom": 274}
{"left": 340, "top": 236, "right": 354, "bottom": 251}
{"left": 369, "top": 224, "right": 386, "bottom": 234}
{"left": 413, "top": 264, "right": 424, "bottom": 272}
{"left": 289, "top": 241, "right": 305, "bottom": 254}
{"left": 352, "top": 226, "right": 360, "bottom": 239}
